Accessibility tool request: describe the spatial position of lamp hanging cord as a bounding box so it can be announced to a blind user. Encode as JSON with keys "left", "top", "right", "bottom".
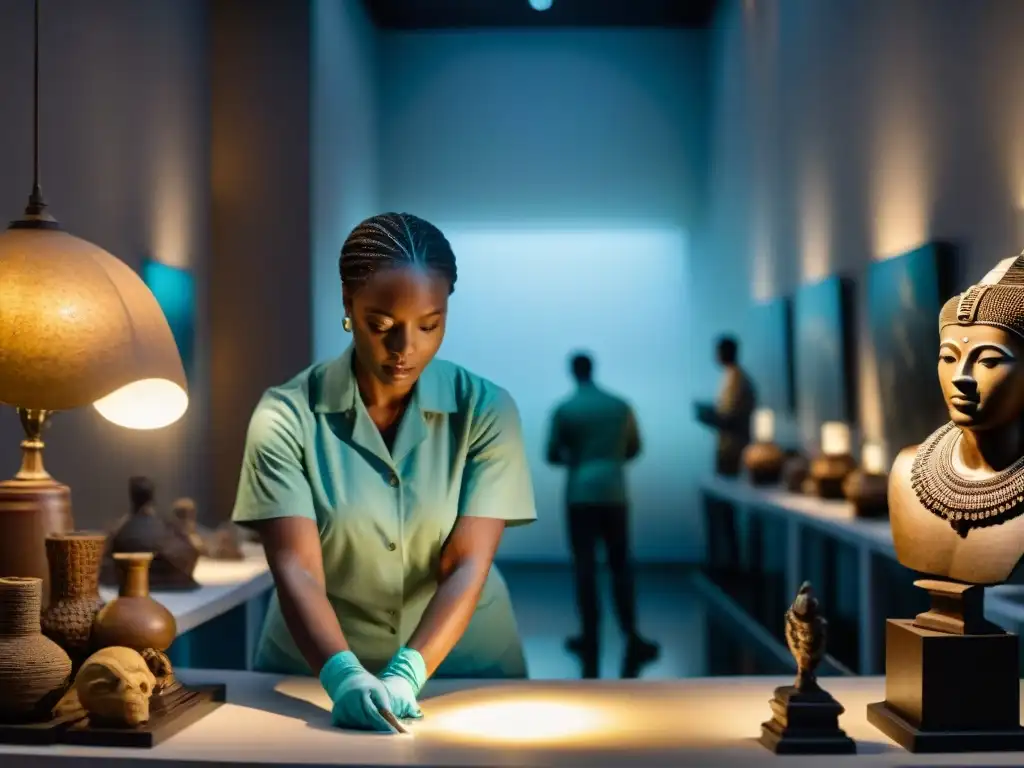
{"left": 26, "top": 0, "right": 46, "bottom": 216}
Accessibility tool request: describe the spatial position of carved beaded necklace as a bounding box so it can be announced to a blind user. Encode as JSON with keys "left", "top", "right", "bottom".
{"left": 910, "top": 421, "right": 1024, "bottom": 538}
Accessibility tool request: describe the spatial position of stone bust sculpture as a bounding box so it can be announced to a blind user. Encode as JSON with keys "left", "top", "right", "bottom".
{"left": 889, "top": 254, "right": 1024, "bottom": 585}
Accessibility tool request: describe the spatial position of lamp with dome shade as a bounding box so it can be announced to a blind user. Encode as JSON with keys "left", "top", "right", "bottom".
{"left": 0, "top": 0, "right": 188, "bottom": 601}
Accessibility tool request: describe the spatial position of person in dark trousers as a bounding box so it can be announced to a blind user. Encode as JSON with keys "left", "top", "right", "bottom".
{"left": 695, "top": 335, "right": 757, "bottom": 581}
{"left": 546, "top": 353, "right": 659, "bottom": 679}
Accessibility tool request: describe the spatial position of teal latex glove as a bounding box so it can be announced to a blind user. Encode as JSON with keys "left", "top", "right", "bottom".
{"left": 379, "top": 647, "right": 427, "bottom": 720}
{"left": 319, "top": 651, "right": 397, "bottom": 732}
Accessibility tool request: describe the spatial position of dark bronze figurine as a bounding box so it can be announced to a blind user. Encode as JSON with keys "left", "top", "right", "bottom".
{"left": 760, "top": 580, "right": 854, "bottom": 754}
{"left": 785, "top": 581, "right": 827, "bottom": 692}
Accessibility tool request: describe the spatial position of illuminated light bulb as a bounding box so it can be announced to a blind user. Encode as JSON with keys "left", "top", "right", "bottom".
{"left": 92, "top": 379, "right": 189, "bottom": 429}
{"left": 529, "top": 0, "right": 553, "bottom": 10}
{"left": 862, "top": 443, "right": 886, "bottom": 475}
{"left": 753, "top": 408, "right": 775, "bottom": 443}
{"left": 820, "top": 422, "right": 850, "bottom": 457}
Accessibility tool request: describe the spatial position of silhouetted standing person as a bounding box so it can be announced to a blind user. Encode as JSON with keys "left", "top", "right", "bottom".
{"left": 546, "top": 353, "right": 659, "bottom": 679}
{"left": 696, "top": 335, "right": 757, "bottom": 581}
{"left": 696, "top": 336, "right": 757, "bottom": 476}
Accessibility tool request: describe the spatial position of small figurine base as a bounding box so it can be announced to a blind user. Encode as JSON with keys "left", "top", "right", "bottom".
{"left": 759, "top": 685, "right": 856, "bottom": 755}
{"left": 867, "top": 618, "right": 1024, "bottom": 753}
{"left": 60, "top": 683, "right": 225, "bottom": 748}
{"left": 0, "top": 711, "right": 81, "bottom": 746}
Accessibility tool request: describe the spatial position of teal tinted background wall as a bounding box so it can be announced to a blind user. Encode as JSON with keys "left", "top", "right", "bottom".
{"left": 376, "top": 29, "right": 711, "bottom": 562}
{"left": 143, "top": 260, "right": 197, "bottom": 384}
{"left": 702, "top": 0, "right": 1024, "bottom": 464}
{"left": 312, "top": 0, "right": 380, "bottom": 363}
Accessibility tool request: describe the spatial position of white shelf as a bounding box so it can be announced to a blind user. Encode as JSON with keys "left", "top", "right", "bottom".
{"left": 701, "top": 476, "right": 1024, "bottom": 671}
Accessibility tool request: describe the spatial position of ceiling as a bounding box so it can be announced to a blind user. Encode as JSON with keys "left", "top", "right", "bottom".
{"left": 361, "top": 0, "right": 719, "bottom": 30}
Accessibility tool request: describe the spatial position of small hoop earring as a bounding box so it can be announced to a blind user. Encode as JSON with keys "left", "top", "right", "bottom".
{"left": 343, "top": 316, "right": 352, "bottom": 332}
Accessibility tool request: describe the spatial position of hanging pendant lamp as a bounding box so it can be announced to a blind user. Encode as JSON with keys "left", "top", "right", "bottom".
{"left": 0, "top": 0, "right": 188, "bottom": 597}
{"left": 0, "top": 0, "right": 188, "bottom": 429}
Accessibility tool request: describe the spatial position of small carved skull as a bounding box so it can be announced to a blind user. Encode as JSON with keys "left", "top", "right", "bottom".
{"left": 141, "top": 648, "right": 176, "bottom": 694}
{"left": 76, "top": 647, "right": 157, "bottom": 727}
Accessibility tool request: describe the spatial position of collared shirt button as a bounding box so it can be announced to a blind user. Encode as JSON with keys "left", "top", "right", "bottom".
{"left": 388, "top": 473, "right": 399, "bottom": 487}
{"left": 386, "top": 609, "right": 397, "bottom": 617}
{"left": 387, "top": 541, "right": 397, "bottom": 551}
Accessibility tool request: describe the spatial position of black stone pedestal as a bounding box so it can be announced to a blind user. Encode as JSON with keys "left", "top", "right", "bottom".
{"left": 759, "top": 685, "right": 856, "bottom": 754}
{"left": 60, "top": 684, "right": 225, "bottom": 748}
{"left": 866, "top": 619, "right": 1024, "bottom": 753}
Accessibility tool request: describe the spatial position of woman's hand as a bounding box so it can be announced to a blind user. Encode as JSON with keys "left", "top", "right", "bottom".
{"left": 379, "top": 647, "right": 427, "bottom": 719}
{"left": 320, "top": 651, "right": 399, "bottom": 732}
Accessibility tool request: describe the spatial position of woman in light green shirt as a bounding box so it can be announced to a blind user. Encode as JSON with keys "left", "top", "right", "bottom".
{"left": 231, "top": 213, "right": 537, "bottom": 732}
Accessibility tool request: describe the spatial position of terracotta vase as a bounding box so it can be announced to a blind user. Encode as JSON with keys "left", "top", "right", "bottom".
{"left": 0, "top": 576, "right": 73, "bottom": 722}
{"left": 41, "top": 532, "right": 107, "bottom": 668}
{"left": 92, "top": 552, "right": 177, "bottom": 654}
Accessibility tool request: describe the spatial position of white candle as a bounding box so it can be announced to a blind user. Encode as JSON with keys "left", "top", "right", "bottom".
{"left": 821, "top": 422, "right": 850, "bottom": 457}
{"left": 753, "top": 409, "right": 775, "bottom": 443}
{"left": 862, "top": 443, "right": 886, "bottom": 475}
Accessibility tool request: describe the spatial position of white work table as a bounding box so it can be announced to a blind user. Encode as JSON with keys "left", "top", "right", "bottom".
{"left": 701, "top": 476, "right": 1024, "bottom": 673}
{"left": 5, "top": 671, "right": 1024, "bottom": 767}
{"left": 100, "top": 543, "right": 272, "bottom": 669}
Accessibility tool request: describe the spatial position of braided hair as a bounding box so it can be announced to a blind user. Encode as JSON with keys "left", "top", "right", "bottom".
{"left": 339, "top": 213, "right": 458, "bottom": 295}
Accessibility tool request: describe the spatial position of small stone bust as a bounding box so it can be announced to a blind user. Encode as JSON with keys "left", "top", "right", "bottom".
{"left": 75, "top": 646, "right": 157, "bottom": 727}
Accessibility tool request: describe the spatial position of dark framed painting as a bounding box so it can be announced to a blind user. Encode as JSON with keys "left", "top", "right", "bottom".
{"left": 867, "top": 242, "right": 955, "bottom": 453}
{"left": 794, "top": 275, "right": 856, "bottom": 450}
{"left": 142, "top": 259, "right": 195, "bottom": 384}
{"left": 746, "top": 296, "right": 796, "bottom": 415}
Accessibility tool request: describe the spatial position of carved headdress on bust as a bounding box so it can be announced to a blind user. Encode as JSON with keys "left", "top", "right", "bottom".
{"left": 938, "top": 254, "right": 1024, "bottom": 337}
{"left": 912, "top": 251, "right": 1024, "bottom": 538}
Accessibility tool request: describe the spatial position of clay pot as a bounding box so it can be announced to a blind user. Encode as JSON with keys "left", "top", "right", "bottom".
{"left": 808, "top": 453, "right": 857, "bottom": 499}
{"left": 101, "top": 477, "right": 199, "bottom": 591}
{"left": 0, "top": 576, "right": 73, "bottom": 722}
{"left": 41, "top": 532, "right": 107, "bottom": 669}
{"left": 92, "top": 552, "right": 176, "bottom": 654}
{"left": 742, "top": 442, "right": 785, "bottom": 485}
{"left": 843, "top": 469, "right": 890, "bottom": 519}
